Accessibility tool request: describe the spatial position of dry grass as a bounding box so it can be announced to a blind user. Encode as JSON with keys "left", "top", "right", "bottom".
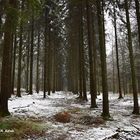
{"left": 0, "top": 117, "right": 48, "bottom": 140}
{"left": 54, "top": 111, "right": 71, "bottom": 123}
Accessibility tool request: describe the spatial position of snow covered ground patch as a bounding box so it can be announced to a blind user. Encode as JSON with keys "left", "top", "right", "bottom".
{"left": 6, "top": 91, "right": 140, "bottom": 140}
{"left": 9, "top": 92, "right": 74, "bottom": 118}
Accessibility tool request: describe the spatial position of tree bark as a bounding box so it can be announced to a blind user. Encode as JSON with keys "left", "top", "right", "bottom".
{"left": 125, "top": 0, "right": 139, "bottom": 114}
{"left": 96, "top": 0, "right": 110, "bottom": 118}
{"left": 36, "top": 29, "right": 40, "bottom": 93}
{"left": 47, "top": 26, "right": 51, "bottom": 95}
{"left": 12, "top": 33, "right": 17, "bottom": 95}
{"left": 17, "top": 0, "right": 24, "bottom": 97}
{"left": 113, "top": 3, "right": 123, "bottom": 99}
{"left": 135, "top": 0, "right": 140, "bottom": 48}
{"left": 86, "top": 0, "right": 96, "bottom": 106}
{"left": 0, "top": 0, "right": 17, "bottom": 116}
{"left": 43, "top": 7, "right": 48, "bottom": 98}
{"left": 29, "top": 11, "right": 34, "bottom": 95}
{"left": 79, "top": 0, "right": 87, "bottom": 101}
{"left": 26, "top": 31, "right": 30, "bottom": 93}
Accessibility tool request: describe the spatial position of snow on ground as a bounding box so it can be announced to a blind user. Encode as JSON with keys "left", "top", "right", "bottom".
{"left": 9, "top": 91, "right": 75, "bottom": 118}
{"left": 8, "top": 91, "right": 140, "bottom": 140}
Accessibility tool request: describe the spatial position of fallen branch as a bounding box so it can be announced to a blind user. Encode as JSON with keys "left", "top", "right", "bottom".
{"left": 131, "top": 123, "right": 140, "bottom": 131}
{"left": 13, "top": 103, "right": 34, "bottom": 109}
{"left": 102, "top": 132, "right": 119, "bottom": 140}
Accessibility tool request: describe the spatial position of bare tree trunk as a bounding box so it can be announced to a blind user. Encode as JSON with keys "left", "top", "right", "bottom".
{"left": 29, "top": 12, "right": 34, "bottom": 95}
{"left": 86, "top": 0, "right": 96, "bottom": 106}
{"left": 43, "top": 8, "right": 48, "bottom": 98}
{"left": 17, "top": 24, "right": 23, "bottom": 97}
{"left": 36, "top": 29, "right": 40, "bottom": 93}
{"left": 0, "top": 0, "right": 17, "bottom": 116}
{"left": 96, "top": 0, "right": 110, "bottom": 118}
{"left": 26, "top": 31, "right": 30, "bottom": 93}
{"left": 113, "top": 3, "right": 123, "bottom": 99}
{"left": 112, "top": 45, "right": 115, "bottom": 94}
{"left": 52, "top": 39, "right": 56, "bottom": 93}
{"left": 125, "top": 0, "right": 139, "bottom": 114}
{"left": 79, "top": 0, "right": 87, "bottom": 101}
{"left": 17, "top": 0, "right": 24, "bottom": 97}
{"left": 12, "top": 33, "right": 17, "bottom": 95}
{"left": 47, "top": 26, "right": 51, "bottom": 95}
{"left": 92, "top": 11, "right": 98, "bottom": 100}
{"left": 135, "top": 0, "right": 140, "bottom": 48}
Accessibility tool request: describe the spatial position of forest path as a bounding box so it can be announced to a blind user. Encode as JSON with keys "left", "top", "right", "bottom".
{"left": 3, "top": 92, "right": 140, "bottom": 139}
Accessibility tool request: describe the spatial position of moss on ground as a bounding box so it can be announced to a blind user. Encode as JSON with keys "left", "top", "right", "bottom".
{"left": 0, "top": 117, "right": 48, "bottom": 140}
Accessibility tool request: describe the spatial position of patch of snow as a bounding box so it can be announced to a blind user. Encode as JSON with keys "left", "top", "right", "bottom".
{"left": 8, "top": 91, "right": 140, "bottom": 140}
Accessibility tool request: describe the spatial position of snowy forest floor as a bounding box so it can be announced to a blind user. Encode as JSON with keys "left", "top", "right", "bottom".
{"left": 0, "top": 91, "right": 140, "bottom": 140}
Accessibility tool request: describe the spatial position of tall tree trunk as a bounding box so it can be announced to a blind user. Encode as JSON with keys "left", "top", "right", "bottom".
{"left": 113, "top": 3, "right": 123, "bottom": 99}
{"left": 17, "top": 28, "right": 22, "bottom": 97}
{"left": 86, "top": 0, "right": 96, "bottom": 106}
{"left": 9, "top": 34, "right": 14, "bottom": 97}
{"left": 47, "top": 26, "right": 51, "bottom": 95}
{"left": 26, "top": 31, "right": 30, "bottom": 93}
{"left": 79, "top": 0, "right": 87, "bottom": 101}
{"left": 0, "top": 0, "right": 17, "bottom": 116}
{"left": 17, "top": 1, "right": 24, "bottom": 97}
{"left": 52, "top": 35, "right": 56, "bottom": 93}
{"left": 92, "top": 10, "right": 98, "bottom": 99}
{"left": 81, "top": 42, "right": 87, "bottom": 101}
{"left": 36, "top": 29, "right": 40, "bottom": 93}
{"left": 29, "top": 12, "right": 34, "bottom": 95}
{"left": 0, "top": 0, "right": 4, "bottom": 38}
{"left": 125, "top": 0, "right": 139, "bottom": 114}
{"left": 96, "top": 0, "right": 110, "bottom": 118}
{"left": 120, "top": 41, "right": 126, "bottom": 96}
{"left": 112, "top": 45, "right": 115, "bottom": 94}
{"left": 12, "top": 33, "right": 17, "bottom": 95}
{"left": 135, "top": 0, "right": 140, "bottom": 48}
{"left": 43, "top": 8, "right": 48, "bottom": 98}
{"left": 78, "top": 25, "right": 83, "bottom": 98}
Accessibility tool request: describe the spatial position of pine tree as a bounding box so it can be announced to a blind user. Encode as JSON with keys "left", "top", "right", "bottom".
{"left": 135, "top": 0, "right": 140, "bottom": 48}
{"left": 96, "top": 0, "right": 110, "bottom": 118}
{"left": 0, "top": 0, "right": 17, "bottom": 116}
{"left": 125, "top": 0, "right": 139, "bottom": 114}
{"left": 113, "top": 1, "right": 123, "bottom": 99}
{"left": 17, "top": 0, "right": 24, "bottom": 97}
{"left": 29, "top": 10, "right": 34, "bottom": 95}
{"left": 86, "top": 0, "right": 96, "bottom": 106}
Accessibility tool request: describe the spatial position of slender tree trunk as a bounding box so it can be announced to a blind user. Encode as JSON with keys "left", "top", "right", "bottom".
{"left": 12, "top": 33, "right": 17, "bottom": 95}
{"left": 17, "top": 1, "right": 24, "bottom": 97}
{"left": 29, "top": 12, "right": 34, "bottom": 95}
{"left": 135, "top": 0, "right": 140, "bottom": 48}
{"left": 47, "top": 26, "right": 51, "bottom": 95}
{"left": 78, "top": 26, "right": 83, "bottom": 98}
{"left": 92, "top": 11, "right": 98, "bottom": 99}
{"left": 97, "top": 0, "right": 110, "bottom": 118}
{"left": 26, "top": 31, "right": 30, "bottom": 93}
{"left": 79, "top": 0, "right": 87, "bottom": 101}
{"left": 113, "top": 3, "right": 123, "bottom": 99}
{"left": 52, "top": 36, "right": 56, "bottom": 93}
{"left": 112, "top": 45, "right": 115, "bottom": 94}
{"left": 78, "top": 4, "right": 83, "bottom": 97}
{"left": 97, "top": 60, "right": 101, "bottom": 95}
{"left": 125, "top": 0, "right": 139, "bottom": 114}
{"left": 121, "top": 43, "right": 126, "bottom": 96}
{"left": 9, "top": 34, "right": 14, "bottom": 97}
{"left": 36, "top": 29, "right": 40, "bottom": 93}
{"left": 44, "top": 9, "right": 48, "bottom": 98}
{"left": 17, "top": 27, "right": 22, "bottom": 97}
{"left": 0, "top": 0, "right": 4, "bottom": 38}
{"left": 86, "top": 0, "right": 96, "bottom": 106}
